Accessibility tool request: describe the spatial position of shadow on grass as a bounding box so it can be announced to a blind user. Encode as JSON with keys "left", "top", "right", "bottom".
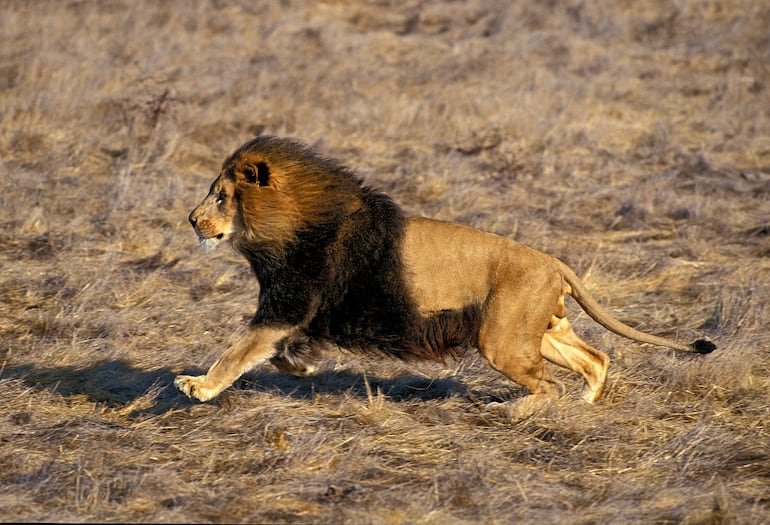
{"left": 1, "top": 360, "right": 182, "bottom": 412}
{"left": 241, "top": 368, "right": 471, "bottom": 403}
{"left": 1, "top": 359, "right": 483, "bottom": 417}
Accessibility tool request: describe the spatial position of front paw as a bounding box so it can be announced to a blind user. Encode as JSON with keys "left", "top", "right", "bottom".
{"left": 174, "top": 374, "right": 218, "bottom": 402}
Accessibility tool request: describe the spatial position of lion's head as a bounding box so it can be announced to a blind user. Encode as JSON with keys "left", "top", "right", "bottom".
{"left": 189, "top": 136, "right": 362, "bottom": 258}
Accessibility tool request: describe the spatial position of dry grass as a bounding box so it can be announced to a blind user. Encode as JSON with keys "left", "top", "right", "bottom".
{"left": 1, "top": 0, "right": 769, "bottom": 522}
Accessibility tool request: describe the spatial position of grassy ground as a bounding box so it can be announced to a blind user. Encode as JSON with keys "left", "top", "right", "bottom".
{"left": 1, "top": 0, "right": 768, "bottom": 523}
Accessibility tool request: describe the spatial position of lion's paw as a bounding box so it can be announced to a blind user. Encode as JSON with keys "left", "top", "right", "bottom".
{"left": 174, "top": 374, "right": 218, "bottom": 402}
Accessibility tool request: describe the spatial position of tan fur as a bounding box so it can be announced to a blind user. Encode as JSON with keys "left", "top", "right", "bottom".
{"left": 176, "top": 325, "right": 293, "bottom": 401}
{"left": 403, "top": 218, "right": 609, "bottom": 402}
{"left": 176, "top": 137, "right": 714, "bottom": 408}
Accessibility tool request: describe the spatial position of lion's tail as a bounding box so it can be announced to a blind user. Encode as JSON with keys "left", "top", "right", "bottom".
{"left": 558, "top": 261, "right": 716, "bottom": 354}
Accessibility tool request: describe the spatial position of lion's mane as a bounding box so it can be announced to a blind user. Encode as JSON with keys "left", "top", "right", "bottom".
{"left": 229, "top": 137, "right": 481, "bottom": 363}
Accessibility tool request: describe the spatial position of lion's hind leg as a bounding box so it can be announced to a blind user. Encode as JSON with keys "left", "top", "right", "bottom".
{"left": 269, "top": 335, "right": 320, "bottom": 377}
{"left": 541, "top": 314, "right": 609, "bottom": 403}
{"left": 477, "top": 282, "right": 564, "bottom": 410}
{"left": 270, "top": 353, "right": 317, "bottom": 377}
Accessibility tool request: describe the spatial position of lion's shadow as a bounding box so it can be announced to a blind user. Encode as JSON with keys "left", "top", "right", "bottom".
{"left": 1, "top": 359, "right": 483, "bottom": 417}
{"left": 240, "top": 367, "right": 470, "bottom": 403}
{"left": 2, "top": 360, "right": 182, "bottom": 414}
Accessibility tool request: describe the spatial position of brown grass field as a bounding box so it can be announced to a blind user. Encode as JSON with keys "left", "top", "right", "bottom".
{"left": 1, "top": 0, "right": 769, "bottom": 523}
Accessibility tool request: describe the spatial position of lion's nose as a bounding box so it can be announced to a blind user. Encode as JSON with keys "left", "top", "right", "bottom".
{"left": 189, "top": 210, "right": 198, "bottom": 228}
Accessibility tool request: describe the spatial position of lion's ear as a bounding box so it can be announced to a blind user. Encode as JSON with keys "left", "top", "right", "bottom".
{"left": 256, "top": 162, "right": 270, "bottom": 187}
{"left": 242, "top": 166, "right": 257, "bottom": 184}
{"left": 241, "top": 162, "right": 270, "bottom": 187}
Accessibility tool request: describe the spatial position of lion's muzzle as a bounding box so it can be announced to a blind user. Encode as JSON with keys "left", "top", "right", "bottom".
{"left": 189, "top": 209, "right": 227, "bottom": 253}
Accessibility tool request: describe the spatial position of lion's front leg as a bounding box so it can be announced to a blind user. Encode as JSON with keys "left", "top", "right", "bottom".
{"left": 174, "top": 374, "right": 221, "bottom": 402}
{"left": 175, "top": 324, "right": 292, "bottom": 402}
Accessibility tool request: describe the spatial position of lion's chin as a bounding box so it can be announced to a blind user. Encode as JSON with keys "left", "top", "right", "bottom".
{"left": 198, "top": 235, "right": 224, "bottom": 253}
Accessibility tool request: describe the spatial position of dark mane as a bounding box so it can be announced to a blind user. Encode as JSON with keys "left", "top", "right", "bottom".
{"left": 234, "top": 137, "right": 480, "bottom": 362}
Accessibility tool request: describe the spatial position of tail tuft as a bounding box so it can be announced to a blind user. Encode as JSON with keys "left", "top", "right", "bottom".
{"left": 690, "top": 339, "right": 716, "bottom": 354}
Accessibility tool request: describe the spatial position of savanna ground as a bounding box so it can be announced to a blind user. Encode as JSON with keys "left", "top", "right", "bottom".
{"left": 1, "top": 0, "right": 769, "bottom": 523}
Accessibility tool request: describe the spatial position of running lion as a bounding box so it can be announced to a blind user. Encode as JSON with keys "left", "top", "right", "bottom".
{"left": 175, "top": 136, "right": 715, "bottom": 407}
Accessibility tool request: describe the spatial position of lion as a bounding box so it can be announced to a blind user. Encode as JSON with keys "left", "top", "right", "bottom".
{"left": 175, "top": 136, "right": 715, "bottom": 407}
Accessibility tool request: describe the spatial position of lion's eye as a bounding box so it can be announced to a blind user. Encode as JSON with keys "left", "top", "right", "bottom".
{"left": 216, "top": 191, "right": 226, "bottom": 204}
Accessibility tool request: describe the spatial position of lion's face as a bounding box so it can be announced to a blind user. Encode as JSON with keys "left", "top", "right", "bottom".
{"left": 189, "top": 141, "right": 306, "bottom": 255}
{"left": 188, "top": 173, "right": 243, "bottom": 253}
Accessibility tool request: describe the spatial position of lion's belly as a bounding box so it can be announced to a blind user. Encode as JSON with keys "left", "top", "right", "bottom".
{"left": 402, "top": 217, "right": 508, "bottom": 314}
